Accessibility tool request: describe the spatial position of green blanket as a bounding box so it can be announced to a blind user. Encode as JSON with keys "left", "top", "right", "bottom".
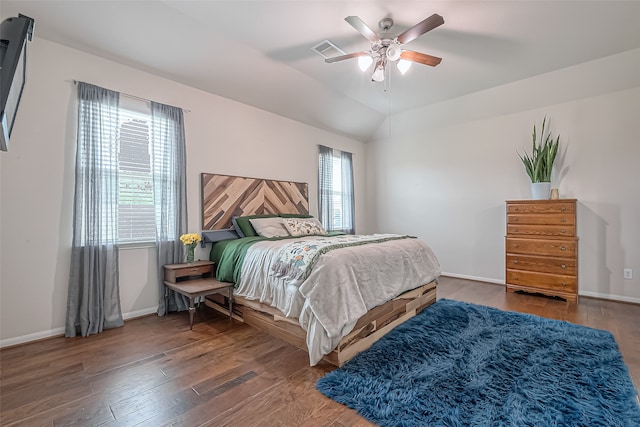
{"left": 210, "top": 236, "right": 265, "bottom": 283}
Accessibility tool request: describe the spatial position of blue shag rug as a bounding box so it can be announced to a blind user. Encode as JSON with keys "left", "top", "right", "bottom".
{"left": 317, "top": 299, "right": 640, "bottom": 426}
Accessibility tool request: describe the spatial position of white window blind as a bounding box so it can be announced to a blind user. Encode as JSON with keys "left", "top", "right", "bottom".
{"left": 117, "top": 109, "right": 155, "bottom": 243}
{"left": 331, "top": 153, "right": 344, "bottom": 230}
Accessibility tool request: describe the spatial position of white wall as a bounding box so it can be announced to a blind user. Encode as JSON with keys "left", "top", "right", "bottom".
{"left": 367, "top": 49, "right": 640, "bottom": 303}
{"left": 3, "top": 37, "right": 637, "bottom": 347}
{"left": 0, "top": 37, "right": 367, "bottom": 345}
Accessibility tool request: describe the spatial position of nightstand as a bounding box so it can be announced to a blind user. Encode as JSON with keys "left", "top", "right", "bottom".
{"left": 163, "top": 260, "right": 233, "bottom": 329}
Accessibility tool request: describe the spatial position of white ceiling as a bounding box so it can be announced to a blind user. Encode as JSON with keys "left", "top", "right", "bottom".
{"left": 3, "top": 1, "right": 640, "bottom": 141}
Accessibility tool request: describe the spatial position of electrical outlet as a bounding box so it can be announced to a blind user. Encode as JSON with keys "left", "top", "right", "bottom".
{"left": 623, "top": 268, "right": 633, "bottom": 280}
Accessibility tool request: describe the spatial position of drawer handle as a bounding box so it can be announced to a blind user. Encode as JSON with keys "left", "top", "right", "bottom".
{"left": 561, "top": 207, "right": 566, "bottom": 211}
{"left": 561, "top": 264, "right": 566, "bottom": 269}
{"left": 560, "top": 218, "right": 567, "bottom": 223}
{"left": 561, "top": 230, "right": 566, "bottom": 234}
{"left": 514, "top": 244, "right": 519, "bottom": 248}
{"left": 514, "top": 228, "right": 519, "bottom": 233}
{"left": 561, "top": 282, "right": 567, "bottom": 287}
{"left": 513, "top": 260, "right": 519, "bottom": 264}
{"left": 514, "top": 275, "right": 519, "bottom": 280}
{"left": 189, "top": 268, "right": 198, "bottom": 272}
{"left": 513, "top": 217, "right": 519, "bottom": 222}
{"left": 561, "top": 246, "right": 566, "bottom": 251}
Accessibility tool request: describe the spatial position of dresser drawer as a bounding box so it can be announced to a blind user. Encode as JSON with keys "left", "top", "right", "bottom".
{"left": 506, "top": 270, "right": 576, "bottom": 293}
{"left": 506, "top": 254, "right": 576, "bottom": 275}
{"left": 507, "top": 213, "right": 575, "bottom": 226}
{"left": 507, "top": 201, "right": 575, "bottom": 215}
{"left": 507, "top": 224, "right": 576, "bottom": 237}
{"left": 506, "top": 237, "right": 577, "bottom": 257}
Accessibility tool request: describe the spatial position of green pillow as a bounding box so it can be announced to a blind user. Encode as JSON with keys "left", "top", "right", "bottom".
{"left": 279, "top": 213, "right": 313, "bottom": 218}
{"left": 234, "top": 214, "right": 278, "bottom": 237}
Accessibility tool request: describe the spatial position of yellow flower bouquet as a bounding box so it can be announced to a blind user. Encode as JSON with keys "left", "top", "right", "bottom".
{"left": 180, "top": 233, "right": 201, "bottom": 245}
{"left": 180, "top": 233, "right": 201, "bottom": 263}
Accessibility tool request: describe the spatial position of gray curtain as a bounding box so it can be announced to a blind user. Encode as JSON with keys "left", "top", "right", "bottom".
{"left": 151, "top": 101, "right": 188, "bottom": 316}
{"left": 66, "top": 82, "right": 124, "bottom": 337}
{"left": 318, "top": 145, "right": 333, "bottom": 231}
{"left": 341, "top": 150, "right": 355, "bottom": 234}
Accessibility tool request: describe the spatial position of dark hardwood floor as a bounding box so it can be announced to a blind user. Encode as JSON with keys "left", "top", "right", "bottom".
{"left": 1, "top": 277, "right": 638, "bottom": 426}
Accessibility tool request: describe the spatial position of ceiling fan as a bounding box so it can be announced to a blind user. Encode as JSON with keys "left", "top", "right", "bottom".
{"left": 325, "top": 14, "right": 444, "bottom": 82}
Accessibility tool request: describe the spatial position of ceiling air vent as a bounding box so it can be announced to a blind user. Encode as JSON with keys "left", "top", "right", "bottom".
{"left": 311, "top": 40, "right": 346, "bottom": 59}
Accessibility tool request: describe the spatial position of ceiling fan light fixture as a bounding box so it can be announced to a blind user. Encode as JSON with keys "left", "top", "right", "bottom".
{"left": 358, "top": 55, "right": 373, "bottom": 71}
{"left": 371, "top": 64, "right": 385, "bottom": 82}
{"left": 386, "top": 43, "right": 401, "bottom": 61}
{"left": 397, "top": 59, "right": 412, "bottom": 75}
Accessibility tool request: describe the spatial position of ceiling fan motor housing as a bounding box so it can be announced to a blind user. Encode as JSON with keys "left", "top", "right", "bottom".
{"left": 379, "top": 17, "right": 394, "bottom": 31}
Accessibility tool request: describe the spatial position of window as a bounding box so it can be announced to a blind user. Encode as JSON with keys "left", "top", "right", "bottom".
{"left": 318, "top": 145, "right": 355, "bottom": 234}
{"left": 76, "top": 95, "right": 178, "bottom": 245}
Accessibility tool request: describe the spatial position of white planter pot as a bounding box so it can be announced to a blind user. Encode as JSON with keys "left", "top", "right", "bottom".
{"left": 531, "top": 182, "right": 551, "bottom": 200}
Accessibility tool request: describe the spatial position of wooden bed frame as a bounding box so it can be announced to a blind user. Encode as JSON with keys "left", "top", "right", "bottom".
{"left": 200, "top": 172, "right": 438, "bottom": 366}
{"left": 205, "top": 280, "right": 437, "bottom": 366}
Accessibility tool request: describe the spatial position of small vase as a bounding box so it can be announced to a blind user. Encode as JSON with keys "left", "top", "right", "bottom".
{"left": 186, "top": 244, "right": 195, "bottom": 264}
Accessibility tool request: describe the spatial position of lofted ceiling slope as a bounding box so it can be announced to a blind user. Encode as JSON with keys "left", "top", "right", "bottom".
{"left": 2, "top": 1, "right": 640, "bottom": 141}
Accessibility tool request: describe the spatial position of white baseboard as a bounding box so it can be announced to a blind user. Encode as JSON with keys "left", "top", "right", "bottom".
{"left": 0, "top": 306, "right": 158, "bottom": 349}
{"left": 0, "top": 327, "right": 66, "bottom": 348}
{"left": 3, "top": 283, "right": 638, "bottom": 348}
{"left": 441, "top": 272, "right": 504, "bottom": 285}
{"left": 123, "top": 307, "right": 158, "bottom": 320}
{"left": 579, "top": 290, "right": 640, "bottom": 305}
{"left": 441, "top": 272, "right": 640, "bottom": 305}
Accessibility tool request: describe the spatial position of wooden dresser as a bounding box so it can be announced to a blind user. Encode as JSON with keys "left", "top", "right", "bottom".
{"left": 505, "top": 199, "right": 578, "bottom": 302}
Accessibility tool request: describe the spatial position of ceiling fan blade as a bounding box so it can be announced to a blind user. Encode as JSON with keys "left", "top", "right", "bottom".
{"left": 325, "top": 51, "right": 371, "bottom": 63}
{"left": 344, "top": 16, "right": 380, "bottom": 43}
{"left": 396, "top": 14, "right": 444, "bottom": 45}
{"left": 400, "top": 50, "right": 442, "bottom": 67}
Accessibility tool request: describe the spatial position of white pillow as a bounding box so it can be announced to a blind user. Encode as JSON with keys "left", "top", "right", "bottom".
{"left": 283, "top": 217, "right": 327, "bottom": 236}
{"left": 249, "top": 217, "right": 290, "bottom": 238}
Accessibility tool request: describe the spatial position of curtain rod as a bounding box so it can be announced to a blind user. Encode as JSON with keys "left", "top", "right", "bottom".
{"left": 72, "top": 80, "right": 191, "bottom": 113}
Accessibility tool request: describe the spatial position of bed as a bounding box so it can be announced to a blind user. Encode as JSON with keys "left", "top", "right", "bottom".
{"left": 200, "top": 173, "right": 441, "bottom": 366}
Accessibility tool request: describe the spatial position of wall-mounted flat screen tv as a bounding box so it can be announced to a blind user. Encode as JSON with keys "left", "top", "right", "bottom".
{"left": 0, "top": 14, "right": 35, "bottom": 152}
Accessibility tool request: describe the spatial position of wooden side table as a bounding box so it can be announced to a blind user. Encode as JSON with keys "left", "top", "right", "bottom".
{"left": 163, "top": 260, "right": 234, "bottom": 329}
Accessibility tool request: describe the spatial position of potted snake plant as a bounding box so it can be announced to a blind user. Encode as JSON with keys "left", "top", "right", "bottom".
{"left": 518, "top": 117, "right": 560, "bottom": 199}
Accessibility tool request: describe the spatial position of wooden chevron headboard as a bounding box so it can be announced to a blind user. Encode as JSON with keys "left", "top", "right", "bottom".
{"left": 201, "top": 173, "right": 309, "bottom": 230}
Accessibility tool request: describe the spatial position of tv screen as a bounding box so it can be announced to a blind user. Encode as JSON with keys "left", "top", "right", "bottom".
{"left": 0, "top": 14, "right": 34, "bottom": 152}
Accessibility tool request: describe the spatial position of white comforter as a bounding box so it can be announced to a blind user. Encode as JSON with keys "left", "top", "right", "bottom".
{"left": 233, "top": 235, "right": 441, "bottom": 365}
